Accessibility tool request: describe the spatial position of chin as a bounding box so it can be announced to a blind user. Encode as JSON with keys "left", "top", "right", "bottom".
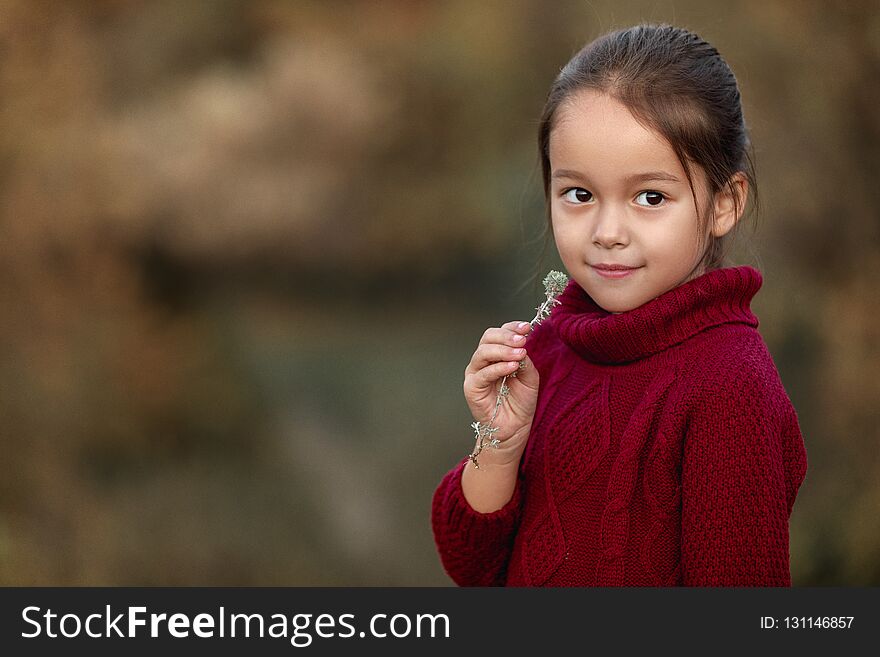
{"left": 596, "top": 299, "right": 634, "bottom": 314}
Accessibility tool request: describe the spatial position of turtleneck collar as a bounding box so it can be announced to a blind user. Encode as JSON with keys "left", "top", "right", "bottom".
{"left": 551, "top": 265, "right": 762, "bottom": 364}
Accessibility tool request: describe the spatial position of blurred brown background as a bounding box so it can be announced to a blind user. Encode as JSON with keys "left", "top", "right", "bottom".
{"left": 0, "top": 0, "right": 877, "bottom": 585}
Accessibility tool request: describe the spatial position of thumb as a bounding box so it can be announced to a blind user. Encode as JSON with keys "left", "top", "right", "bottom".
{"left": 513, "top": 353, "right": 539, "bottom": 389}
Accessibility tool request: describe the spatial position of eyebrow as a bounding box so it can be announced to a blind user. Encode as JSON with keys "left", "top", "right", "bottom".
{"left": 551, "top": 169, "right": 682, "bottom": 185}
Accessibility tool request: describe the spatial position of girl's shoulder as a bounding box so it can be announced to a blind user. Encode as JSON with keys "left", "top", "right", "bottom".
{"left": 687, "top": 322, "right": 777, "bottom": 374}
{"left": 680, "top": 322, "right": 795, "bottom": 415}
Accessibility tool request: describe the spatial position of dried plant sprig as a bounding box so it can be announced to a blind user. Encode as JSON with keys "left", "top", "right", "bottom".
{"left": 468, "top": 270, "right": 569, "bottom": 469}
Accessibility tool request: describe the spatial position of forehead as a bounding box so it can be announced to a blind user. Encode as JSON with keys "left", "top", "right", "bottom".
{"left": 550, "top": 90, "right": 683, "bottom": 179}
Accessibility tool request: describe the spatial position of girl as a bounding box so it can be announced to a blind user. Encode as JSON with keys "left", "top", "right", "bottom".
{"left": 431, "top": 23, "right": 808, "bottom": 586}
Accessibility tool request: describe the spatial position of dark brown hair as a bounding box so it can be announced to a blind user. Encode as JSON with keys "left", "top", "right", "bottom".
{"left": 530, "top": 22, "right": 759, "bottom": 290}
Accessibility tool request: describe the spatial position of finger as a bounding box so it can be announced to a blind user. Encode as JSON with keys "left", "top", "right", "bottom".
{"left": 503, "top": 320, "right": 533, "bottom": 335}
{"left": 511, "top": 353, "right": 539, "bottom": 387}
{"left": 479, "top": 321, "right": 532, "bottom": 346}
{"left": 470, "top": 360, "right": 521, "bottom": 389}
{"left": 466, "top": 343, "right": 527, "bottom": 375}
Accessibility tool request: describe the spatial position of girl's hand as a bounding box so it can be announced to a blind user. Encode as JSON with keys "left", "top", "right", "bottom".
{"left": 463, "top": 320, "right": 539, "bottom": 462}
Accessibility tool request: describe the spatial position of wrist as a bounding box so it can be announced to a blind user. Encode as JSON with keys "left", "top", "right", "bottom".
{"left": 470, "top": 424, "right": 530, "bottom": 468}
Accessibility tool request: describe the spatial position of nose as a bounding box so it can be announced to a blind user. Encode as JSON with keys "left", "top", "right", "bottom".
{"left": 592, "top": 205, "right": 629, "bottom": 248}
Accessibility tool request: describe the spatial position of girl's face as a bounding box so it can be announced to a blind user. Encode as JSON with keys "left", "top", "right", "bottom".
{"left": 549, "top": 89, "right": 717, "bottom": 314}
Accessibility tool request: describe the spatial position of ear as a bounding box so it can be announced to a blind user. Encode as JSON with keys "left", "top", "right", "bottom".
{"left": 711, "top": 172, "right": 748, "bottom": 238}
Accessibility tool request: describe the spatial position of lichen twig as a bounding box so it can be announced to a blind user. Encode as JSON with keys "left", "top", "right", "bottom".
{"left": 468, "top": 270, "right": 568, "bottom": 469}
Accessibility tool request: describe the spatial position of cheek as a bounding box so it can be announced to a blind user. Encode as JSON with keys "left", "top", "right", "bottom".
{"left": 645, "top": 215, "right": 701, "bottom": 248}
{"left": 647, "top": 229, "right": 705, "bottom": 270}
{"left": 551, "top": 222, "right": 581, "bottom": 252}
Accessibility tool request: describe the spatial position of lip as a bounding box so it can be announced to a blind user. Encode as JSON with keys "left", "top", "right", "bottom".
{"left": 591, "top": 264, "right": 641, "bottom": 279}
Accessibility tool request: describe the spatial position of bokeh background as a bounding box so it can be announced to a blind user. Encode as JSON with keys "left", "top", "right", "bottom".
{"left": 1, "top": 0, "right": 877, "bottom": 586}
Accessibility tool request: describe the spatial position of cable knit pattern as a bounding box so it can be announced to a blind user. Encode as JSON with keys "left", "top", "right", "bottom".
{"left": 431, "top": 265, "right": 809, "bottom": 586}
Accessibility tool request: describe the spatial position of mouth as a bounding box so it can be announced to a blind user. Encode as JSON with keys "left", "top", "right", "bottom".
{"left": 591, "top": 264, "right": 641, "bottom": 279}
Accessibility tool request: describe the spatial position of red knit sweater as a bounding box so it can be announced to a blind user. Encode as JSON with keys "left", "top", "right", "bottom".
{"left": 431, "top": 265, "right": 808, "bottom": 586}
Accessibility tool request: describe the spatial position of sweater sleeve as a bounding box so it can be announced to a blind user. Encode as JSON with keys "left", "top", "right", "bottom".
{"left": 431, "top": 456, "right": 526, "bottom": 586}
{"left": 680, "top": 363, "right": 808, "bottom": 587}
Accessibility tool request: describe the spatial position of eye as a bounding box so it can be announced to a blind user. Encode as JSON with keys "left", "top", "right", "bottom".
{"left": 635, "top": 190, "right": 666, "bottom": 207}
{"left": 561, "top": 187, "right": 593, "bottom": 204}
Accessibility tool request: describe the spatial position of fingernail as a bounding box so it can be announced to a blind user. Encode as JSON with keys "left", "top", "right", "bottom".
{"left": 518, "top": 322, "right": 529, "bottom": 330}
{"left": 512, "top": 334, "right": 525, "bottom": 342}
